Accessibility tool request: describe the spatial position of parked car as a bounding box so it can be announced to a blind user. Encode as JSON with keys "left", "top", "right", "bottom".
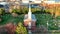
{"left": 0, "top": 2, "right": 9, "bottom": 13}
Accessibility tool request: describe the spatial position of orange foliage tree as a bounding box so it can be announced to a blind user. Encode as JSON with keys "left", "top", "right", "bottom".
{"left": 5, "top": 23, "right": 16, "bottom": 34}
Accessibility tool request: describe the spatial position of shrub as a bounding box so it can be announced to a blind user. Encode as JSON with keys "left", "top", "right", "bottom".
{"left": 15, "top": 22, "right": 28, "bottom": 34}
{"left": 11, "top": 7, "right": 28, "bottom": 14}
{"left": 12, "top": 13, "right": 18, "bottom": 17}
{"left": 0, "top": 8, "right": 5, "bottom": 15}
{"left": 11, "top": 9, "right": 21, "bottom": 14}
{"left": 11, "top": 7, "right": 46, "bottom": 14}
{"left": 31, "top": 8, "right": 41, "bottom": 14}
{"left": 22, "top": 7, "right": 28, "bottom": 14}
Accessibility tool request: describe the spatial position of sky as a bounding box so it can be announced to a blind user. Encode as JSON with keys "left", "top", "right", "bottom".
{"left": 30, "top": 0, "right": 60, "bottom": 2}
{"left": 29, "top": 0, "right": 60, "bottom": 2}
{"left": 48, "top": 0, "right": 60, "bottom": 2}
{"left": 22, "top": 0, "right": 60, "bottom": 3}
{"left": 55, "top": 0, "right": 60, "bottom": 2}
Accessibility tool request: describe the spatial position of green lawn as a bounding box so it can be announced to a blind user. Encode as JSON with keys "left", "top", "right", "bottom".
{"left": 0, "top": 14, "right": 60, "bottom": 30}
{"left": 0, "top": 14, "right": 24, "bottom": 25}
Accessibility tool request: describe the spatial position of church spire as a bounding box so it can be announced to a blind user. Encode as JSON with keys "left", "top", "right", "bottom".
{"left": 28, "top": 3, "right": 32, "bottom": 19}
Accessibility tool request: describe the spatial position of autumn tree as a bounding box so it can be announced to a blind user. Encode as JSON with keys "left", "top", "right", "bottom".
{"left": 15, "top": 22, "right": 28, "bottom": 34}
{"left": 54, "top": 4, "right": 60, "bottom": 18}
{"left": 5, "top": 23, "right": 16, "bottom": 34}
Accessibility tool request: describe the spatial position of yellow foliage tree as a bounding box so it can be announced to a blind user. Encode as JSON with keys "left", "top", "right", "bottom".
{"left": 15, "top": 22, "right": 28, "bottom": 34}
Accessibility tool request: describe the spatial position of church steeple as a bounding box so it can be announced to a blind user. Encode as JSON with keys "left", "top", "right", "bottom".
{"left": 28, "top": 4, "right": 32, "bottom": 19}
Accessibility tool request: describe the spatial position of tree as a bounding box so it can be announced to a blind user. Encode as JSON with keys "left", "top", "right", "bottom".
{"left": 5, "top": 23, "right": 16, "bottom": 34}
{"left": 54, "top": 6, "right": 60, "bottom": 18}
{"left": 15, "top": 22, "right": 28, "bottom": 34}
